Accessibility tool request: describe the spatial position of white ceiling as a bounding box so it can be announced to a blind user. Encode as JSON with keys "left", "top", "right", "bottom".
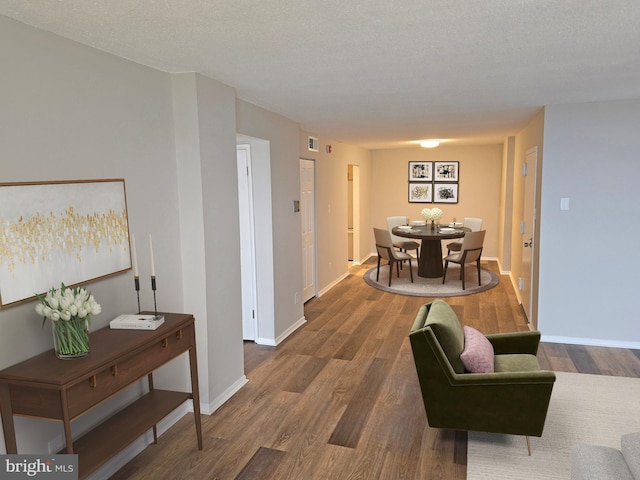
{"left": 2, "top": 0, "right": 640, "bottom": 149}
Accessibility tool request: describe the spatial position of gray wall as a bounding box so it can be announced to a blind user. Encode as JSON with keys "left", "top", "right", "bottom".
{"left": 539, "top": 100, "right": 640, "bottom": 347}
{"left": 0, "top": 16, "right": 253, "bottom": 460}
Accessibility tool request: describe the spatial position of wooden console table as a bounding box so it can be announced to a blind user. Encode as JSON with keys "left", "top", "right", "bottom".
{"left": 0, "top": 312, "right": 202, "bottom": 479}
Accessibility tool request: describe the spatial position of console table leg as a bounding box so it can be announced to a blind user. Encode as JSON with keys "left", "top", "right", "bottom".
{"left": 60, "top": 391, "right": 74, "bottom": 453}
{"left": 0, "top": 384, "right": 17, "bottom": 453}
{"left": 188, "top": 345, "right": 203, "bottom": 450}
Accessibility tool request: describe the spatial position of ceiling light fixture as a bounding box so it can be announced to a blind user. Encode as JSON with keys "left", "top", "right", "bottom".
{"left": 419, "top": 139, "right": 440, "bottom": 148}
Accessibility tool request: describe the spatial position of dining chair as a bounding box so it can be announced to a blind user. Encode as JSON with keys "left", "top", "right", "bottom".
{"left": 374, "top": 228, "right": 414, "bottom": 287}
{"left": 442, "top": 230, "right": 486, "bottom": 290}
{"left": 386, "top": 216, "right": 420, "bottom": 268}
{"left": 446, "top": 217, "right": 483, "bottom": 254}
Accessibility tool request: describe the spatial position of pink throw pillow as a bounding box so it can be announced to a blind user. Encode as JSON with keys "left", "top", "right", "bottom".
{"left": 460, "top": 326, "right": 495, "bottom": 373}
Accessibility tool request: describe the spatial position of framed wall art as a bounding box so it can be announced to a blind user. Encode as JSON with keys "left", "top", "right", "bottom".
{"left": 408, "top": 161, "right": 433, "bottom": 181}
{"left": 409, "top": 182, "right": 433, "bottom": 203}
{"left": 433, "top": 183, "right": 459, "bottom": 204}
{"left": 0, "top": 179, "right": 131, "bottom": 308}
{"left": 434, "top": 161, "right": 459, "bottom": 182}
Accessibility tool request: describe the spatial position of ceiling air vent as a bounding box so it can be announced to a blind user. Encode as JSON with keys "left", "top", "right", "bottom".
{"left": 307, "top": 136, "right": 319, "bottom": 152}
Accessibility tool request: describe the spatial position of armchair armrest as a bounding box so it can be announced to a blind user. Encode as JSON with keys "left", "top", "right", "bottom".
{"left": 486, "top": 330, "right": 540, "bottom": 355}
{"left": 449, "top": 369, "right": 556, "bottom": 386}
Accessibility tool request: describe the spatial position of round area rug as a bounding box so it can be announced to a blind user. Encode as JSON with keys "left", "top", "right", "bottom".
{"left": 363, "top": 260, "right": 499, "bottom": 297}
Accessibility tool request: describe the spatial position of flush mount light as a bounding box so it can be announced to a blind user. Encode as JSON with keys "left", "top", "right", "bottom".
{"left": 419, "top": 139, "right": 440, "bottom": 148}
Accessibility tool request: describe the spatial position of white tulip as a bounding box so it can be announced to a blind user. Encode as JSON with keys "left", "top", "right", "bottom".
{"left": 35, "top": 303, "right": 45, "bottom": 317}
{"left": 60, "top": 310, "right": 71, "bottom": 321}
{"left": 78, "top": 308, "right": 88, "bottom": 319}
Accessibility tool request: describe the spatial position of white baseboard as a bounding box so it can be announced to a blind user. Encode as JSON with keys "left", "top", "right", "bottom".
{"left": 274, "top": 315, "right": 306, "bottom": 346}
{"left": 541, "top": 335, "right": 640, "bottom": 350}
{"left": 318, "top": 271, "right": 349, "bottom": 297}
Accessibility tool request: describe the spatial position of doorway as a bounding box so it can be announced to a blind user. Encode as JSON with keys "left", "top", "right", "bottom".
{"left": 520, "top": 146, "right": 538, "bottom": 326}
{"left": 300, "top": 158, "right": 316, "bottom": 302}
{"left": 348, "top": 165, "right": 361, "bottom": 264}
{"left": 237, "top": 144, "right": 257, "bottom": 340}
{"left": 236, "top": 135, "right": 276, "bottom": 345}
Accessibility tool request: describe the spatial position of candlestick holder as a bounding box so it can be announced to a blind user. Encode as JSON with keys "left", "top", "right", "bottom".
{"left": 150, "top": 276, "right": 164, "bottom": 321}
{"left": 134, "top": 276, "right": 141, "bottom": 313}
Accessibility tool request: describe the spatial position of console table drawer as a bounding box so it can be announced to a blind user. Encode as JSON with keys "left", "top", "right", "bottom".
{"left": 66, "top": 324, "right": 195, "bottom": 418}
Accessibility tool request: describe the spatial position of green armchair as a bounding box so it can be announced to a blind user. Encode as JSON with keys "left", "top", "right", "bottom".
{"left": 409, "top": 299, "right": 556, "bottom": 442}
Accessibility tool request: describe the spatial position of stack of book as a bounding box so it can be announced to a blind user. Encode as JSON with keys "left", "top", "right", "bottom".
{"left": 109, "top": 314, "right": 165, "bottom": 330}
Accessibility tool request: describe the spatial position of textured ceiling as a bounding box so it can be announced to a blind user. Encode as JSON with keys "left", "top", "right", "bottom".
{"left": 2, "top": 0, "right": 640, "bottom": 149}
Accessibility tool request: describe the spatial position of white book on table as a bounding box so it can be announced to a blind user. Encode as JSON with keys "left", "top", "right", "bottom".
{"left": 109, "top": 314, "right": 165, "bottom": 330}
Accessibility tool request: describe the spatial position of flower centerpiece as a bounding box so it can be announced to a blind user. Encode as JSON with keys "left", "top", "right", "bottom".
{"left": 35, "top": 283, "right": 101, "bottom": 359}
{"left": 421, "top": 207, "right": 443, "bottom": 227}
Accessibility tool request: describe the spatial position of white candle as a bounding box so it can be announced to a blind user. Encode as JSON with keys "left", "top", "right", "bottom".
{"left": 131, "top": 234, "right": 139, "bottom": 277}
{"left": 149, "top": 234, "right": 156, "bottom": 277}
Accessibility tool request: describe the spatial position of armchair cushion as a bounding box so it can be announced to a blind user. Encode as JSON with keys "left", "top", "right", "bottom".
{"left": 460, "top": 326, "right": 495, "bottom": 373}
{"left": 494, "top": 354, "right": 540, "bottom": 373}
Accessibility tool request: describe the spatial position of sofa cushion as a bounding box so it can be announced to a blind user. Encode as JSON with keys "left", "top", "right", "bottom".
{"left": 571, "top": 444, "right": 635, "bottom": 480}
{"left": 426, "top": 299, "right": 465, "bottom": 373}
{"left": 460, "top": 326, "right": 494, "bottom": 373}
{"left": 621, "top": 432, "right": 640, "bottom": 480}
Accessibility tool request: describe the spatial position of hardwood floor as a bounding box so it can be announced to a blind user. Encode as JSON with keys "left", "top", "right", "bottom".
{"left": 111, "top": 259, "right": 640, "bottom": 479}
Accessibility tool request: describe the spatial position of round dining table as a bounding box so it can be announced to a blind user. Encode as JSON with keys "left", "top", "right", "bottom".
{"left": 392, "top": 224, "right": 470, "bottom": 278}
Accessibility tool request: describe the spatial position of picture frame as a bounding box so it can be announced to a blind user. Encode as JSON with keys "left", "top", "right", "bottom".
{"left": 433, "top": 183, "right": 459, "bottom": 204}
{"left": 408, "top": 161, "right": 433, "bottom": 181}
{"left": 0, "top": 179, "right": 132, "bottom": 308}
{"left": 409, "top": 182, "right": 433, "bottom": 203}
{"left": 434, "top": 161, "right": 459, "bottom": 182}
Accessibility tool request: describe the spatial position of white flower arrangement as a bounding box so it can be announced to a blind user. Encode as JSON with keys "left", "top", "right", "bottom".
{"left": 35, "top": 283, "right": 101, "bottom": 324}
{"left": 421, "top": 207, "right": 443, "bottom": 221}
{"left": 35, "top": 283, "right": 101, "bottom": 357}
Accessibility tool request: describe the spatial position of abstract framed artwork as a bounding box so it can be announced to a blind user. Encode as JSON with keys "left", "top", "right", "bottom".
{"left": 409, "top": 161, "right": 433, "bottom": 181}
{"left": 409, "top": 182, "right": 433, "bottom": 203}
{"left": 434, "top": 161, "right": 459, "bottom": 182}
{"left": 433, "top": 183, "right": 459, "bottom": 204}
{"left": 0, "top": 179, "right": 131, "bottom": 308}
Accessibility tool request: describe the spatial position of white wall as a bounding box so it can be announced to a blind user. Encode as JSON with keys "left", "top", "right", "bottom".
{"left": 539, "top": 100, "right": 640, "bottom": 347}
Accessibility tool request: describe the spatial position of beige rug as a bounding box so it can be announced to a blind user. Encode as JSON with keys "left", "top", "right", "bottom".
{"left": 363, "top": 260, "right": 499, "bottom": 297}
{"left": 467, "top": 371, "right": 640, "bottom": 479}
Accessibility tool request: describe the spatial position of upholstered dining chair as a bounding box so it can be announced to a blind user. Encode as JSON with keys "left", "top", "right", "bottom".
{"left": 446, "top": 217, "right": 483, "bottom": 254}
{"left": 387, "top": 216, "right": 420, "bottom": 259}
{"left": 442, "top": 230, "right": 486, "bottom": 290}
{"left": 374, "top": 228, "right": 414, "bottom": 287}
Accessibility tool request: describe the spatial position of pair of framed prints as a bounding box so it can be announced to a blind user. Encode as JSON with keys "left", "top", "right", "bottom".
{"left": 408, "top": 161, "right": 459, "bottom": 203}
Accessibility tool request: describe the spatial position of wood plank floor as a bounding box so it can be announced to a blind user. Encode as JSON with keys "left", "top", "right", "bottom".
{"left": 111, "top": 259, "right": 640, "bottom": 479}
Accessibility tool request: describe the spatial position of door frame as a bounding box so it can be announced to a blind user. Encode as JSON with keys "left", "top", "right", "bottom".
{"left": 237, "top": 144, "right": 258, "bottom": 340}
{"left": 300, "top": 158, "right": 317, "bottom": 302}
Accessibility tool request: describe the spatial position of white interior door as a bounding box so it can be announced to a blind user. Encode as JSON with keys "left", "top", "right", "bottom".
{"left": 237, "top": 145, "right": 257, "bottom": 340}
{"left": 300, "top": 159, "right": 316, "bottom": 302}
{"left": 520, "top": 146, "right": 538, "bottom": 326}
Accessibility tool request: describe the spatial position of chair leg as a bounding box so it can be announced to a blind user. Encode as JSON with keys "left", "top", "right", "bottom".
{"left": 461, "top": 264, "right": 466, "bottom": 290}
{"left": 408, "top": 258, "right": 414, "bottom": 283}
{"left": 376, "top": 256, "right": 381, "bottom": 281}
{"left": 442, "top": 261, "right": 448, "bottom": 284}
{"left": 388, "top": 262, "right": 393, "bottom": 287}
{"left": 477, "top": 258, "right": 482, "bottom": 286}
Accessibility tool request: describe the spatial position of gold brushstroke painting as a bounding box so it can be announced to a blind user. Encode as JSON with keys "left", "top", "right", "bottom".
{"left": 0, "top": 179, "right": 131, "bottom": 308}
